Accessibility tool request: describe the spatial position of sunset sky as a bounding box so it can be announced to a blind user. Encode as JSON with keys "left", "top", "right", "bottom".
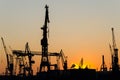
{"left": 0, "top": 0, "right": 120, "bottom": 74}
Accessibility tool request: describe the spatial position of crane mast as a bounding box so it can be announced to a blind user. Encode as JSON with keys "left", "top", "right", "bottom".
{"left": 111, "top": 28, "right": 119, "bottom": 71}
{"left": 1, "top": 37, "right": 9, "bottom": 71}
{"left": 39, "top": 5, "right": 50, "bottom": 72}
{"left": 112, "top": 28, "right": 117, "bottom": 49}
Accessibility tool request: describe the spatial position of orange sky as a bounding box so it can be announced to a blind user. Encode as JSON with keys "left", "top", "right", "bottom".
{"left": 0, "top": 0, "right": 120, "bottom": 75}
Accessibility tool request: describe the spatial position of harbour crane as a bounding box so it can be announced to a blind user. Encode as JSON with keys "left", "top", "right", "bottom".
{"left": 12, "top": 42, "right": 35, "bottom": 76}
{"left": 111, "top": 28, "right": 119, "bottom": 71}
{"left": 12, "top": 49, "right": 26, "bottom": 76}
{"left": 48, "top": 52, "right": 60, "bottom": 70}
{"left": 1, "top": 37, "right": 13, "bottom": 75}
{"left": 100, "top": 55, "right": 107, "bottom": 71}
{"left": 60, "top": 50, "right": 67, "bottom": 70}
{"left": 39, "top": 5, "right": 50, "bottom": 72}
{"left": 24, "top": 42, "right": 35, "bottom": 76}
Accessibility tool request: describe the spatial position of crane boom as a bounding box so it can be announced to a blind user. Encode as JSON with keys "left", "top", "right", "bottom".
{"left": 1, "top": 37, "right": 13, "bottom": 75}
{"left": 109, "top": 44, "right": 113, "bottom": 55}
{"left": 109, "top": 44, "right": 114, "bottom": 70}
{"left": 60, "top": 49, "right": 67, "bottom": 70}
{"left": 1, "top": 37, "right": 10, "bottom": 70}
{"left": 112, "top": 28, "right": 117, "bottom": 49}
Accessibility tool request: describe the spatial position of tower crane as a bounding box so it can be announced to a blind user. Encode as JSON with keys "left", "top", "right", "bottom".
{"left": 60, "top": 50, "right": 67, "bottom": 70}
{"left": 111, "top": 28, "right": 119, "bottom": 71}
{"left": 1, "top": 37, "right": 13, "bottom": 75}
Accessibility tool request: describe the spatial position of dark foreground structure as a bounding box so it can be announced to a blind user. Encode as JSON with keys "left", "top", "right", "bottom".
{"left": 1, "top": 69, "right": 120, "bottom": 80}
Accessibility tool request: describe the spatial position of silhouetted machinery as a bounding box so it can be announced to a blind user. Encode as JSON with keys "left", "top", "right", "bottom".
{"left": 60, "top": 50, "right": 68, "bottom": 70}
{"left": 48, "top": 53, "right": 59, "bottom": 70}
{"left": 39, "top": 5, "right": 50, "bottom": 72}
{"left": 37, "top": 4, "right": 68, "bottom": 73}
{"left": 48, "top": 50, "right": 68, "bottom": 71}
{"left": 11, "top": 5, "right": 68, "bottom": 76}
{"left": 46, "top": 50, "right": 67, "bottom": 70}
{"left": 1, "top": 37, "right": 13, "bottom": 75}
{"left": 12, "top": 42, "right": 35, "bottom": 76}
{"left": 79, "top": 58, "right": 83, "bottom": 69}
{"left": 100, "top": 55, "right": 107, "bottom": 71}
{"left": 109, "top": 44, "right": 114, "bottom": 71}
{"left": 25, "top": 42, "right": 35, "bottom": 75}
{"left": 109, "top": 28, "right": 119, "bottom": 71}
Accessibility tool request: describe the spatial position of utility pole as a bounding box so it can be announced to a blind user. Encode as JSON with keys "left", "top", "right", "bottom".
{"left": 39, "top": 5, "right": 50, "bottom": 72}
